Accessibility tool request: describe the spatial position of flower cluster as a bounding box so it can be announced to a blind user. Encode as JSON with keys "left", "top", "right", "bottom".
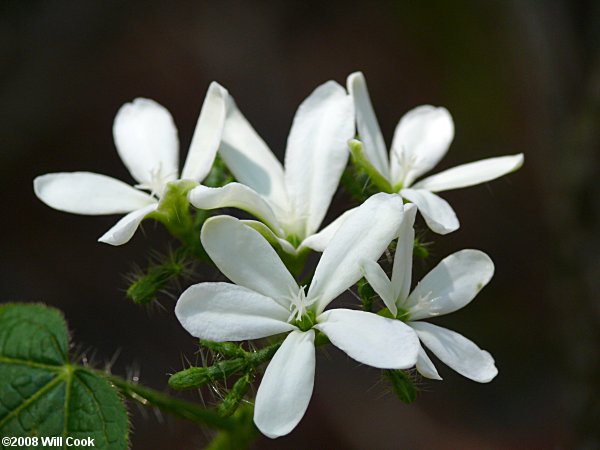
{"left": 34, "top": 72, "right": 523, "bottom": 439}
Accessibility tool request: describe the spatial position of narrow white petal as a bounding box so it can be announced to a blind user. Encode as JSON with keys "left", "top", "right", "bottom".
{"left": 254, "top": 330, "right": 315, "bottom": 438}
{"left": 298, "top": 207, "right": 356, "bottom": 253}
{"left": 406, "top": 250, "right": 494, "bottom": 320}
{"left": 315, "top": 309, "right": 418, "bottom": 369}
{"left": 411, "top": 321, "right": 498, "bottom": 383}
{"left": 34, "top": 172, "right": 155, "bottom": 214}
{"left": 98, "top": 203, "right": 158, "bottom": 245}
{"left": 175, "top": 282, "right": 294, "bottom": 341}
{"left": 401, "top": 188, "right": 459, "bottom": 235}
{"left": 391, "top": 203, "right": 418, "bottom": 303}
{"left": 390, "top": 105, "right": 454, "bottom": 187}
{"left": 201, "top": 216, "right": 298, "bottom": 307}
{"left": 415, "top": 345, "right": 442, "bottom": 380}
{"left": 412, "top": 154, "right": 524, "bottom": 192}
{"left": 359, "top": 259, "right": 396, "bottom": 315}
{"left": 181, "top": 82, "right": 228, "bottom": 182}
{"left": 113, "top": 98, "right": 179, "bottom": 185}
{"left": 241, "top": 220, "right": 298, "bottom": 255}
{"left": 189, "top": 183, "right": 283, "bottom": 235}
{"left": 219, "top": 94, "right": 289, "bottom": 213}
{"left": 284, "top": 81, "right": 354, "bottom": 237}
{"left": 346, "top": 72, "right": 390, "bottom": 179}
{"left": 309, "top": 193, "right": 404, "bottom": 313}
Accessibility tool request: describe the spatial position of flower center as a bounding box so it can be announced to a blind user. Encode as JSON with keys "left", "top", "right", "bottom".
{"left": 134, "top": 163, "right": 176, "bottom": 199}
{"left": 393, "top": 144, "right": 418, "bottom": 190}
{"left": 408, "top": 290, "right": 442, "bottom": 317}
{"left": 287, "top": 286, "right": 317, "bottom": 330}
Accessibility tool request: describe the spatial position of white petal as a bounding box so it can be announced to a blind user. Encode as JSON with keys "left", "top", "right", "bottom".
{"left": 98, "top": 203, "right": 158, "bottom": 245}
{"left": 391, "top": 203, "right": 418, "bottom": 303}
{"left": 359, "top": 259, "right": 396, "bottom": 315}
{"left": 400, "top": 188, "right": 459, "bottom": 235}
{"left": 309, "top": 193, "right": 404, "bottom": 313}
{"left": 200, "top": 216, "right": 298, "bottom": 307}
{"left": 298, "top": 207, "right": 356, "bottom": 253}
{"left": 346, "top": 72, "right": 390, "bottom": 179}
{"left": 390, "top": 105, "right": 454, "bottom": 187}
{"left": 189, "top": 183, "right": 283, "bottom": 235}
{"left": 415, "top": 345, "right": 442, "bottom": 380}
{"left": 254, "top": 330, "right": 315, "bottom": 438}
{"left": 284, "top": 81, "right": 354, "bottom": 237}
{"left": 412, "top": 154, "right": 524, "bottom": 193}
{"left": 315, "top": 309, "right": 418, "bottom": 369}
{"left": 411, "top": 321, "right": 497, "bottom": 383}
{"left": 406, "top": 250, "right": 494, "bottom": 320}
{"left": 34, "top": 172, "right": 155, "bottom": 214}
{"left": 113, "top": 98, "right": 179, "bottom": 185}
{"left": 219, "top": 94, "right": 289, "bottom": 213}
{"left": 180, "top": 82, "right": 228, "bottom": 182}
{"left": 241, "top": 220, "right": 298, "bottom": 255}
{"left": 175, "top": 282, "right": 295, "bottom": 341}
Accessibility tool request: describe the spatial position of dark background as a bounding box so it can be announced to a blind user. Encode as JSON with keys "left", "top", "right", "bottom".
{"left": 2, "top": 1, "right": 600, "bottom": 448}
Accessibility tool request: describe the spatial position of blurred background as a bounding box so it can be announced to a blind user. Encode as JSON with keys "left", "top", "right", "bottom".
{"left": 2, "top": 0, "right": 600, "bottom": 448}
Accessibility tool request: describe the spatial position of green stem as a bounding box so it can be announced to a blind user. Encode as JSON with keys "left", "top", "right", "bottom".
{"left": 107, "top": 374, "right": 234, "bottom": 431}
{"left": 206, "top": 404, "right": 258, "bottom": 450}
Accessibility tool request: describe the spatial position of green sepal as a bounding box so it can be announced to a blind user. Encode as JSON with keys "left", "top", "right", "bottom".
{"left": 413, "top": 237, "right": 430, "bottom": 260}
{"left": 377, "top": 307, "right": 396, "bottom": 319}
{"left": 357, "top": 277, "right": 376, "bottom": 312}
{"left": 201, "top": 340, "right": 247, "bottom": 359}
{"left": 0, "top": 303, "right": 129, "bottom": 448}
{"left": 348, "top": 139, "right": 394, "bottom": 193}
{"left": 127, "top": 247, "right": 193, "bottom": 304}
{"left": 384, "top": 369, "right": 418, "bottom": 403}
{"left": 206, "top": 404, "right": 258, "bottom": 450}
{"left": 203, "top": 154, "right": 234, "bottom": 188}
{"left": 217, "top": 374, "right": 252, "bottom": 418}
{"left": 147, "top": 180, "right": 205, "bottom": 256}
{"left": 292, "top": 310, "right": 316, "bottom": 332}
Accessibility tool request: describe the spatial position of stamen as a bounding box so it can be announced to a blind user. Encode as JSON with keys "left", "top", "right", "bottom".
{"left": 409, "top": 290, "right": 442, "bottom": 316}
{"left": 394, "top": 144, "right": 418, "bottom": 187}
{"left": 287, "top": 285, "right": 317, "bottom": 323}
{"left": 134, "top": 163, "right": 177, "bottom": 198}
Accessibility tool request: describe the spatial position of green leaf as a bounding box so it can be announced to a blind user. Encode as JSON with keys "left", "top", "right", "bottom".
{"left": 0, "top": 303, "right": 129, "bottom": 449}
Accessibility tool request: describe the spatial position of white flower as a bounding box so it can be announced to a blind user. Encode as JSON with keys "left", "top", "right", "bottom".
{"left": 34, "top": 83, "right": 227, "bottom": 245}
{"left": 175, "top": 193, "right": 419, "bottom": 438}
{"left": 188, "top": 80, "right": 354, "bottom": 255}
{"left": 360, "top": 203, "right": 498, "bottom": 382}
{"left": 347, "top": 71, "right": 524, "bottom": 234}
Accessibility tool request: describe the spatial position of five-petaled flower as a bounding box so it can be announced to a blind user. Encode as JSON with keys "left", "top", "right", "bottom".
{"left": 347, "top": 71, "right": 524, "bottom": 234}
{"left": 34, "top": 82, "right": 227, "bottom": 245}
{"left": 360, "top": 203, "right": 498, "bottom": 382}
{"left": 175, "top": 193, "right": 419, "bottom": 438}
{"left": 188, "top": 80, "right": 355, "bottom": 255}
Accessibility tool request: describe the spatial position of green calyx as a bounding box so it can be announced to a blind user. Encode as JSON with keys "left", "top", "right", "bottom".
{"left": 292, "top": 309, "right": 316, "bottom": 332}
{"left": 378, "top": 307, "right": 411, "bottom": 322}
{"left": 384, "top": 369, "right": 417, "bottom": 403}
{"left": 348, "top": 139, "right": 394, "bottom": 194}
{"left": 146, "top": 180, "right": 203, "bottom": 252}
